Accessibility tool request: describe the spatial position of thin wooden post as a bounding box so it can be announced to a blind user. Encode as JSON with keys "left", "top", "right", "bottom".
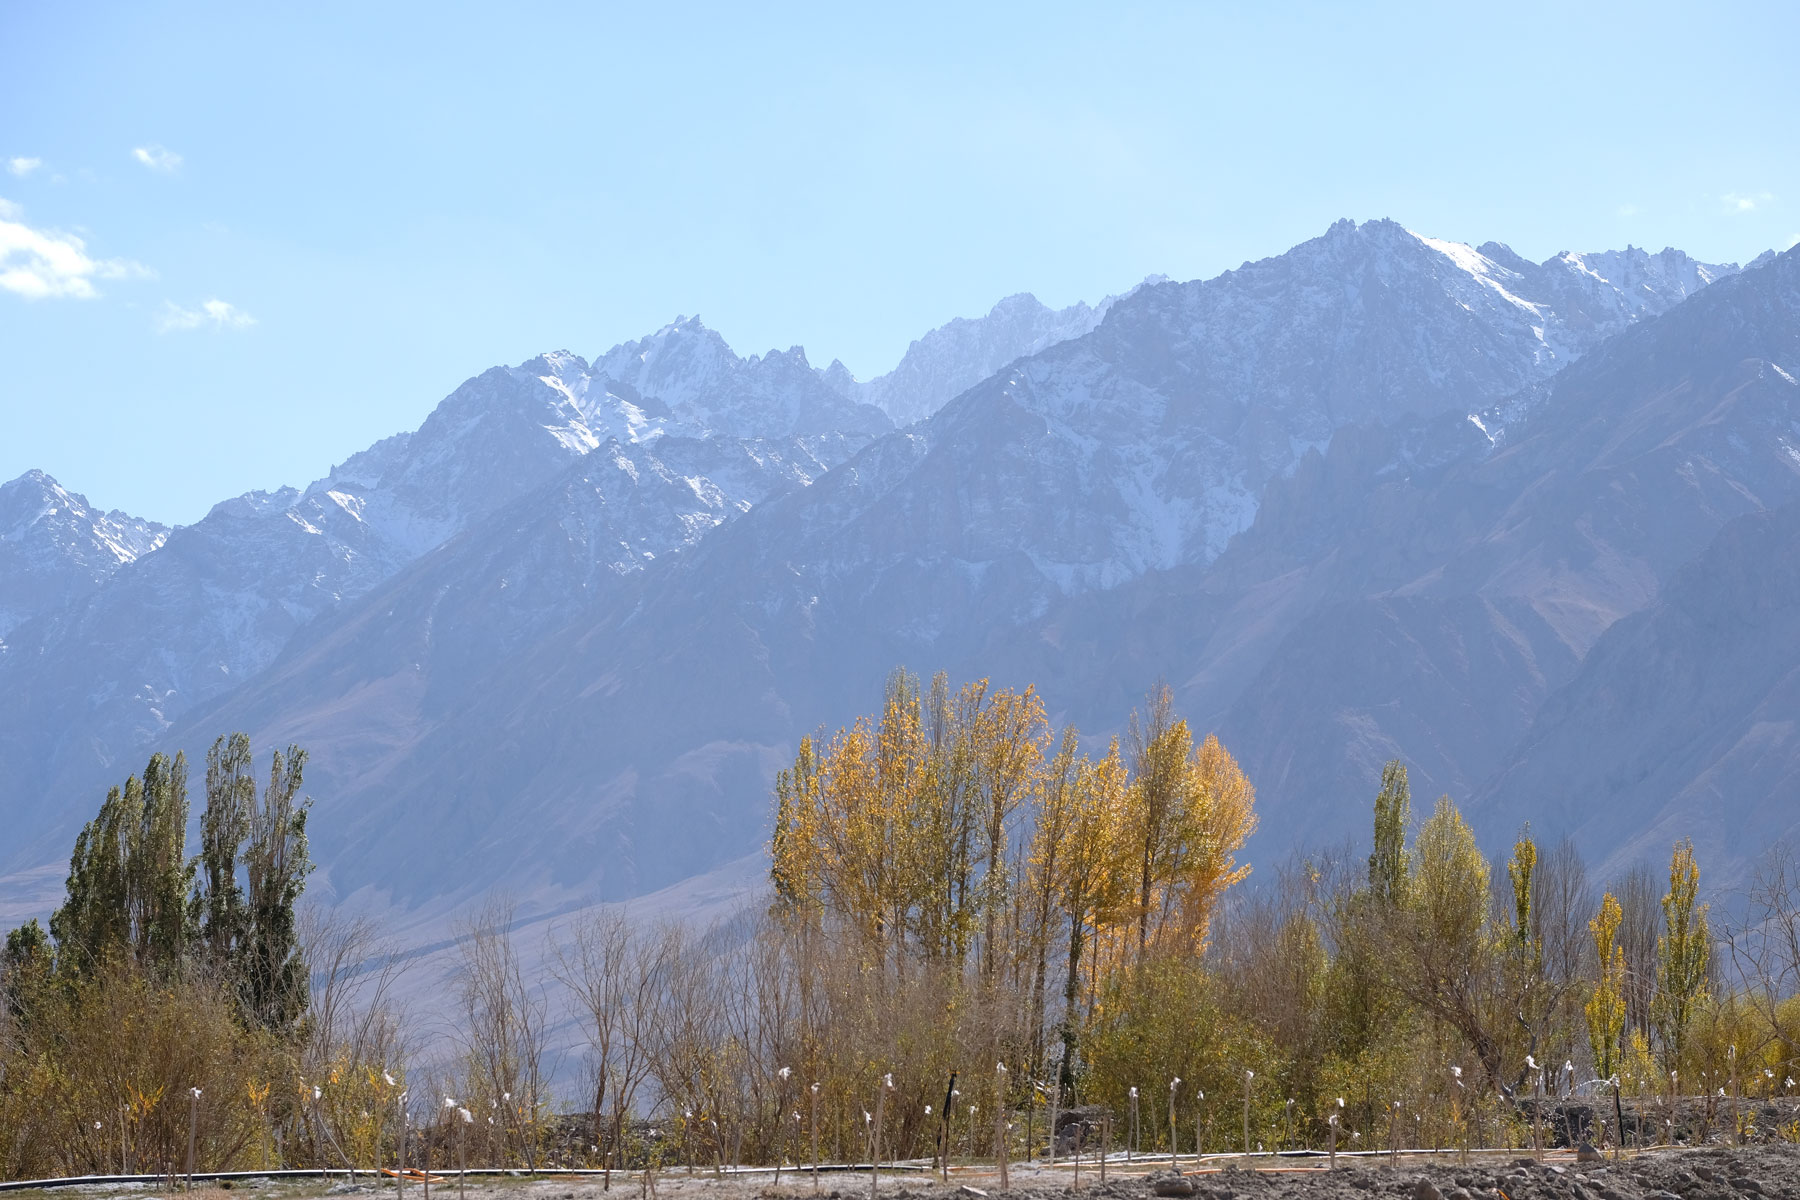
{"left": 1730, "top": 1045, "right": 1741, "bottom": 1147}
{"left": 1242, "top": 1070, "right": 1253, "bottom": 1163}
{"left": 1168, "top": 1078, "right": 1179, "bottom": 1169}
{"left": 1612, "top": 1078, "right": 1626, "bottom": 1161}
{"left": 938, "top": 1073, "right": 957, "bottom": 1181}
{"left": 810, "top": 1086, "right": 820, "bottom": 1188}
{"left": 397, "top": 1092, "right": 407, "bottom": 1200}
{"left": 1025, "top": 1082, "right": 1035, "bottom": 1170}
{"left": 870, "top": 1073, "right": 891, "bottom": 1200}
{"left": 1328, "top": 1114, "right": 1338, "bottom": 1170}
{"left": 185, "top": 1088, "right": 200, "bottom": 1191}
{"left": 995, "top": 1063, "right": 1009, "bottom": 1190}
{"left": 1531, "top": 1057, "right": 1544, "bottom": 1160}
{"left": 1128, "top": 1087, "right": 1138, "bottom": 1162}
{"left": 1669, "top": 1070, "right": 1677, "bottom": 1147}
{"left": 775, "top": 1068, "right": 793, "bottom": 1188}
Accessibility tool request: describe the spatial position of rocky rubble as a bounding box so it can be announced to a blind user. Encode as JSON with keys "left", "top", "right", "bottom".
{"left": 837, "top": 1146, "right": 1800, "bottom": 1200}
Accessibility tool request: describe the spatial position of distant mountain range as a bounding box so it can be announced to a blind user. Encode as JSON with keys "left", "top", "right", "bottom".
{"left": 3, "top": 221, "right": 1792, "bottom": 932}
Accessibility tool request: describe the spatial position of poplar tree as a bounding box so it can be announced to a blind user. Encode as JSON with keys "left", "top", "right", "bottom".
{"left": 1507, "top": 830, "right": 1537, "bottom": 953}
{"left": 1394, "top": 796, "right": 1507, "bottom": 1086}
{"left": 1656, "top": 839, "right": 1709, "bottom": 1067}
{"left": 1128, "top": 686, "right": 1185, "bottom": 957}
{"left": 1586, "top": 892, "right": 1627, "bottom": 1078}
{"left": 196, "top": 733, "right": 257, "bottom": 963}
{"left": 134, "top": 751, "right": 194, "bottom": 968}
{"left": 1368, "top": 761, "right": 1410, "bottom": 907}
{"left": 1053, "top": 740, "right": 1128, "bottom": 1088}
{"left": 46, "top": 751, "right": 193, "bottom": 975}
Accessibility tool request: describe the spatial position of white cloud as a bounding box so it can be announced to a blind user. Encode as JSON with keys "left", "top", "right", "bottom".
{"left": 1788, "top": 233, "right": 1799, "bottom": 250}
{"left": 131, "top": 144, "right": 182, "bottom": 173}
{"left": 7, "top": 157, "right": 42, "bottom": 178}
{"left": 0, "top": 198, "right": 151, "bottom": 300}
{"left": 1616, "top": 203, "right": 1640, "bottom": 218}
{"left": 155, "top": 298, "right": 256, "bottom": 333}
{"left": 1721, "top": 191, "right": 1773, "bottom": 214}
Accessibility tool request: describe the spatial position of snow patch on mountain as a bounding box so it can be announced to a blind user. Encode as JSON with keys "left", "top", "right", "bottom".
{"left": 0, "top": 470, "right": 167, "bottom": 639}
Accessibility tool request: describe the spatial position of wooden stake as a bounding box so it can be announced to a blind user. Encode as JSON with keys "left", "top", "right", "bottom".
{"left": 185, "top": 1088, "right": 200, "bottom": 1191}
{"left": 938, "top": 1073, "right": 957, "bottom": 1182}
{"left": 994, "top": 1063, "right": 1009, "bottom": 1190}
{"left": 1612, "top": 1079, "right": 1626, "bottom": 1161}
{"left": 870, "top": 1074, "right": 890, "bottom": 1200}
{"left": 1242, "top": 1071, "right": 1253, "bottom": 1164}
{"left": 1168, "top": 1079, "right": 1179, "bottom": 1169}
{"left": 1128, "top": 1088, "right": 1138, "bottom": 1163}
{"left": 1731, "top": 1045, "right": 1741, "bottom": 1147}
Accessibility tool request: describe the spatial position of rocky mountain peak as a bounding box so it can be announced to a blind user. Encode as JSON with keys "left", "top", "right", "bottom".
{"left": 0, "top": 470, "right": 168, "bottom": 639}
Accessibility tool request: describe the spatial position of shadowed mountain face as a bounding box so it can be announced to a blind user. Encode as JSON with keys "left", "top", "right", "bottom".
{"left": 1474, "top": 499, "right": 1800, "bottom": 882}
{"left": 2, "top": 220, "right": 1789, "bottom": 926}
{"left": 1204, "top": 253, "right": 1800, "bottom": 866}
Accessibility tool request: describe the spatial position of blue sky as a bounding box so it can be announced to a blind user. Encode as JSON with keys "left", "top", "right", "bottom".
{"left": 3, "top": 0, "right": 1797, "bottom": 524}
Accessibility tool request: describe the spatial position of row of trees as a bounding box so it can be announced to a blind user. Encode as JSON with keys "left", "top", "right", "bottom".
{"left": 3, "top": 676, "right": 1799, "bottom": 1182}
{"left": 771, "top": 673, "right": 1257, "bottom": 1089}
{"left": 0, "top": 735, "right": 320, "bottom": 1178}
{"left": 5, "top": 734, "right": 314, "bottom": 1031}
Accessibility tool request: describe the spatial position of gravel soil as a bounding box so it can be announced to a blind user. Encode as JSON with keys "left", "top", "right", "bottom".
{"left": 47, "top": 1146, "right": 1799, "bottom": 1200}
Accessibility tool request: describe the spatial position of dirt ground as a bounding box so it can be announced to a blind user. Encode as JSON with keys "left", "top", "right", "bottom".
{"left": 50, "top": 1146, "right": 1800, "bottom": 1200}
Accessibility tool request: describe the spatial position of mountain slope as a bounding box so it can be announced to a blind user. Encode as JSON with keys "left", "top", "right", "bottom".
{"left": 1199, "top": 245, "right": 1800, "bottom": 855}
{"left": 132, "top": 220, "right": 1765, "bottom": 915}
{"left": 1474, "top": 499, "right": 1800, "bottom": 882}
{"left": 2, "top": 221, "right": 1777, "bottom": 925}
{"left": 0, "top": 324, "right": 884, "bottom": 863}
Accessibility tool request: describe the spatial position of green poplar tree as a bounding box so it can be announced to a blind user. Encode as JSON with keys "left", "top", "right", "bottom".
{"left": 49, "top": 777, "right": 140, "bottom": 971}
{"left": 239, "top": 743, "right": 313, "bottom": 1033}
{"left": 1368, "top": 760, "right": 1411, "bottom": 906}
{"left": 196, "top": 732, "right": 257, "bottom": 964}
{"left": 44, "top": 751, "right": 194, "bottom": 974}
{"left": 134, "top": 751, "right": 194, "bottom": 968}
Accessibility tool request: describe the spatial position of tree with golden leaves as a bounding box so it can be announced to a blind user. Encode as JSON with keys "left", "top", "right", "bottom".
{"left": 1657, "top": 839, "right": 1710, "bottom": 1068}
{"left": 1586, "top": 891, "right": 1627, "bottom": 1079}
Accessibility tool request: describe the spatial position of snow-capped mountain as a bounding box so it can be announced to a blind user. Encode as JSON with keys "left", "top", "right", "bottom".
{"left": 104, "top": 219, "right": 1767, "bottom": 915}
{"left": 0, "top": 470, "right": 166, "bottom": 640}
{"left": 0, "top": 321, "right": 887, "bottom": 854}
{"left": 1, "top": 219, "right": 1786, "bottom": 928}
{"left": 784, "top": 220, "right": 1742, "bottom": 601}
{"left": 831, "top": 280, "right": 1164, "bottom": 427}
